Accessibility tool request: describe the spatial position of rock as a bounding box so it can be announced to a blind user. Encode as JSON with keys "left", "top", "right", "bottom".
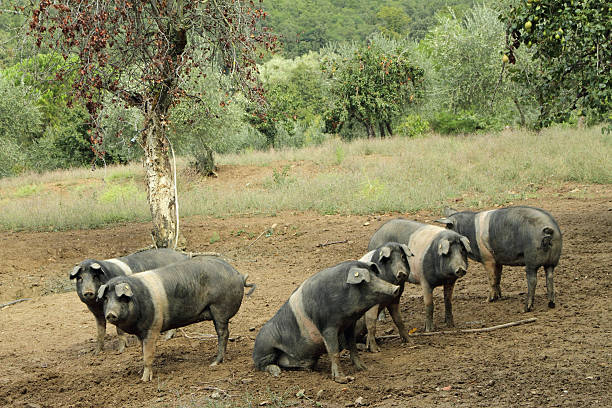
{"left": 442, "top": 385, "right": 452, "bottom": 391}
{"left": 259, "top": 401, "right": 271, "bottom": 406}
{"left": 249, "top": 327, "right": 256, "bottom": 332}
{"left": 210, "top": 390, "right": 221, "bottom": 399}
{"left": 363, "top": 222, "right": 370, "bottom": 226}
{"left": 355, "top": 396, "right": 368, "bottom": 406}
{"left": 241, "top": 378, "right": 253, "bottom": 384}
{"left": 26, "top": 404, "right": 42, "bottom": 408}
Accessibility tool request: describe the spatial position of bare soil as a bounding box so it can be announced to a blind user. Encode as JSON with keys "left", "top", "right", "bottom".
{"left": 0, "top": 176, "right": 610, "bottom": 408}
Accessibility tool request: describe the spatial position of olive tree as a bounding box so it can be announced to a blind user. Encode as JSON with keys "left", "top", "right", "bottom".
{"left": 30, "top": 0, "right": 275, "bottom": 247}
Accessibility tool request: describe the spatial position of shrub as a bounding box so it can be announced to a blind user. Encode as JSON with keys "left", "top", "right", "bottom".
{"left": 429, "top": 111, "right": 480, "bottom": 135}
{"left": 396, "top": 114, "right": 430, "bottom": 137}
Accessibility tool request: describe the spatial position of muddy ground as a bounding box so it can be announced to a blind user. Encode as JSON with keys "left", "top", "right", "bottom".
{"left": 0, "top": 177, "right": 610, "bottom": 407}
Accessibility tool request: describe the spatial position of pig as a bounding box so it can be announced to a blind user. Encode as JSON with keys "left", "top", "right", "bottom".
{"left": 355, "top": 243, "right": 413, "bottom": 353}
{"left": 97, "top": 256, "right": 255, "bottom": 381}
{"left": 435, "top": 206, "right": 562, "bottom": 311}
{"left": 368, "top": 218, "right": 472, "bottom": 332}
{"left": 69, "top": 248, "right": 190, "bottom": 353}
{"left": 252, "top": 260, "right": 400, "bottom": 383}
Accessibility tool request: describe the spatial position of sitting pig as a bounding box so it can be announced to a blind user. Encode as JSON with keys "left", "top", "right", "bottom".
{"left": 368, "top": 219, "right": 471, "bottom": 332}
{"left": 356, "top": 243, "right": 413, "bottom": 353}
{"left": 97, "top": 256, "right": 255, "bottom": 381}
{"left": 70, "top": 248, "right": 190, "bottom": 353}
{"left": 435, "top": 206, "right": 562, "bottom": 311}
{"left": 252, "top": 259, "right": 401, "bottom": 383}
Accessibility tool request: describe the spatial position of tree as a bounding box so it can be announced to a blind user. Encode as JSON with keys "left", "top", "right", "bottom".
{"left": 501, "top": 0, "right": 611, "bottom": 128}
{"left": 419, "top": 4, "right": 529, "bottom": 129}
{"left": 376, "top": 5, "right": 411, "bottom": 39}
{"left": 29, "top": 0, "right": 275, "bottom": 247}
{"left": 321, "top": 33, "right": 423, "bottom": 138}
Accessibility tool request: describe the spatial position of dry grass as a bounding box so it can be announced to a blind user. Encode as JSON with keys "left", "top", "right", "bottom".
{"left": 0, "top": 126, "right": 609, "bottom": 231}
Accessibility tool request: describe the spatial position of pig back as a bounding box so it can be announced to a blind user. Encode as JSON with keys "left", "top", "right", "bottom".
{"left": 368, "top": 219, "right": 424, "bottom": 251}
{"left": 137, "top": 257, "right": 246, "bottom": 332}
{"left": 487, "top": 206, "right": 562, "bottom": 266}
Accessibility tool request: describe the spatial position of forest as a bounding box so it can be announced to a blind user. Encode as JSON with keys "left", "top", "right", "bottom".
{"left": 0, "top": 0, "right": 609, "bottom": 178}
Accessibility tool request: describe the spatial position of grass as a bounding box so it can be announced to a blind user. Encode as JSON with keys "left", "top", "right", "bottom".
{"left": 0, "top": 126, "right": 610, "bottom": 231}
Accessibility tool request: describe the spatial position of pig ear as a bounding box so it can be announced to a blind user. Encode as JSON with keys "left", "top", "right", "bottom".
{"left": 435, "top": 218, "right": 454, "bottom": 229}
{"left": 115, "top": 283, "right": 133, "bottom": 298}
{"left": 460, "top": 236, "right": 472, "bottom": 253}
{"left": 347, "top": 267, "right": 371, "bottom": 285}
{"left": 444, "top": 207, "right": 458, "bottom": 217}
{"left": 438, "top": 239, "right": 450, "bottom": 255}
{"left": 400, "top": 244, "right": 413, "bottom": 258}
{"left": 70, "top": 265, "right": 81, "bottom": 279}
{"left": 378, "top": 246, "right": 391, "bottom": 262}
{"left": 97, "top": 284, "right": 108, "bottom": 301}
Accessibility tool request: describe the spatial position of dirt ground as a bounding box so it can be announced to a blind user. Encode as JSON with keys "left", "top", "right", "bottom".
{"left": 0, "top": 177, "right": 610, "bottom": 408}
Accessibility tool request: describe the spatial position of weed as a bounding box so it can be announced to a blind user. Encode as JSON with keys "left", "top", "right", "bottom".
{"left": 334, "top": 145, "right": 345, "bottom": 164}
{"left": 209, "top": 231, "right": 221, "bottom": 244}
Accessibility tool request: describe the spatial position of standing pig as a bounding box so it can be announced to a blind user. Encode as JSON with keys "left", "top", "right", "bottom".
{"left": 97, "top": 256, "right": 254, "bottom": 381}
{"left": 435, "top": 206, "right": 562, "bottom": 311}
{"left": 252, "top": 260, "right": 400, "bottom": 383}
{"left": 70, "top": 248, "right": 190, "bottom": 353}
{"left": 356, "top": 243, "right": 413, "bottom": 353}
{"left": 368, "top": 219, "right": 472, "bottom": 332}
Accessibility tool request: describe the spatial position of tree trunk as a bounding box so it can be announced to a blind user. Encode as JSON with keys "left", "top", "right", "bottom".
{"left": 365, "top": 121, "right": 376, "bottom": 138}
{"left": 142, "top": 110, "right": 178, "bottom": 249}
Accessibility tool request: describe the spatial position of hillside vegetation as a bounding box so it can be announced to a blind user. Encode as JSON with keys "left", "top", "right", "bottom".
{"left": 0, "top": 126, "right": 609, "bottom": 231}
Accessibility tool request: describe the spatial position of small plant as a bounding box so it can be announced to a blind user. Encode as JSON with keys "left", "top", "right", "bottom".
{"left": 267, "top": 165, "right": 295, "bottom": 188}
{"left": 334, "top": 145, "right": 345, "bottom": 165}
{"left": 209, "top": 231, "right": 220, "bottom": 244}
{"left": 397, "top": 114, "right": 430, "bottom": 138}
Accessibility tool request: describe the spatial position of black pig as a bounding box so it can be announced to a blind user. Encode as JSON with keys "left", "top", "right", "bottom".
{"left": 252, "top": 259, "right": 400, "bottom": 383}
{"left": 368, "top": 219, "right": 472, "bottom": 332}
{"left": 436, "top": 206, "right": 562, "bottom": 311}
{"left": 97, "top": 256, "right": 255, "bottom": 381}
{"left": 356, "top": 243, "right": 413, "bottom": 352}
{"left": 70, "top": 248, "right": 190, "bottom": 353}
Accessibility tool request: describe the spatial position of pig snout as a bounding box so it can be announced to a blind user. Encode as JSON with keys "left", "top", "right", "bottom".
{"left": 371, "top": 278, "right": 400, "bottom": 297}
{"left": 455, "top": 267, "right": 467, "bottom": 278}
{"left": 105, "top": 311, "right": 119, "bottom": 323}
{"left": 82, "top": 290, "right": 96, "bottom": 300}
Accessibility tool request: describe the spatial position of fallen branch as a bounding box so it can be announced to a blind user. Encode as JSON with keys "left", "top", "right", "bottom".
{"left": 247, "top": 224, "right": 277, "bottom": 248}
{"left": 316, "top": 239, "right": 349, "bottom": 248}
{"left": 0, "top": 298, "right": 30, "bottom": 309}
{"left": 185, "top": 251, "right": 222, "bottom": 258}
{"left": 179, "top": 328, "right": 240, "bottom": 342}
{"left": 377, "top": 317, "right": 537, "bottom": 339}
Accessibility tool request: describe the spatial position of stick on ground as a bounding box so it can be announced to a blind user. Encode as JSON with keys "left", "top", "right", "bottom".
{"left": 0, "top": 298, "right": 30, "bottom": 310}
{"left": 378, "top": 317, "right": 537, "bottom": 340}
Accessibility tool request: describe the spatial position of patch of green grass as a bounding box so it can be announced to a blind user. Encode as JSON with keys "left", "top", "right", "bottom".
{"left": 14, "top": 184, "right": 43, "bottom": 198}
{"left": 99, "top": 182, "right": 145, "bottom": 204}
{"left": 209, "top": 231, "right": 221, "bottom": 244}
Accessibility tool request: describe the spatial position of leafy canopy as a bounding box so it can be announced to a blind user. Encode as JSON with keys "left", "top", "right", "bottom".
{"left": 501, "top": 0, "right": 611, "bottom": 127}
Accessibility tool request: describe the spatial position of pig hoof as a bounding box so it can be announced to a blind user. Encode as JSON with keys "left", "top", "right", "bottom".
{"left": 548, "top": 301, "right": 555, "bottom": 309}
{"left": 141, "top": 368, "right": 153, "bottom": 382}
{"left": 266, "top": 365, "right": 281, "bottom": 377}
{"left": 333, "top": 375, "right": 352, "bottom": 384}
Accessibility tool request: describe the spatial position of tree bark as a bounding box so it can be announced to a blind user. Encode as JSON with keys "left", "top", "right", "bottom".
{"left": 142, "top": 110, "right": 177, "bottom": 249}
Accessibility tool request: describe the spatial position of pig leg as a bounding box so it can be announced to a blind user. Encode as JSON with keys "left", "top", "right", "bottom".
{"left": 364, "top": 305, "right": 381, "bottom": 353}
{"left": 484, "top": 260, "right": 503, "bottom": 302}
{"left": 344, "top": 324, "right": 367, "bottom": 371}
{"left": 422, "top": 284, "right": 435, "bottom": 332}
{"left": 141, "top": 331, "right": 160, "bottom": 382}
{"left": 387, "top": 301, "right": 409, "bottom": 341}
{"left": 545, "top": 265, "right": 555, "bottom": 308}
{"left": 321, "top": 328, "right": 351, "bottom": 383}
{"left": 524, "top": 265, "right": 538, "bottom": 312}
{"left": 443, "top": 280, "right": 455, "bottom": 328}
{"left": 116, "top": 328, "right": 128, "bottom": 353}
{"left": 94, "top": 315, "right": 106, "bottom": 354}
{"left": 210, "top": 319, "right": 230, "bottom": 366}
